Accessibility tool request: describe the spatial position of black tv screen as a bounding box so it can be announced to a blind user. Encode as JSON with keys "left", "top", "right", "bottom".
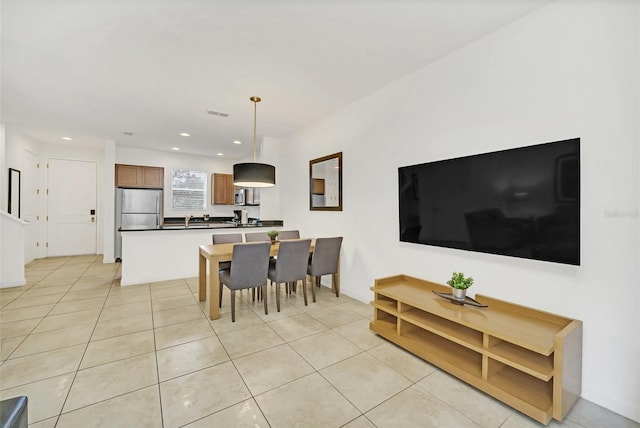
{"left": 398, "top": 138, "right": 580, "bottom": 265}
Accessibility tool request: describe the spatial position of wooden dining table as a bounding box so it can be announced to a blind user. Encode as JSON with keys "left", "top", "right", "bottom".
{"left": 199, "top": 239, "right": 339, "bottom": 320}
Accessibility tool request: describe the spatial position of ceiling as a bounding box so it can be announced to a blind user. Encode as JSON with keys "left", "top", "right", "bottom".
{"left": 1, "top": 1, "right": 548, "bottom": 159}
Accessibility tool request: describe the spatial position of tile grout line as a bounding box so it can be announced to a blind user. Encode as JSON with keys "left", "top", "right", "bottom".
{"left": 54, "top": 258, "right": 118, "bottom": 425}
{"left": 0, "top": 256, "right": 108, "bottom": 424}
{"left": 1, "top": 257, "right": 100, "bottom": 365}
{"left": 148, "top": 280, "right": 167, "bottom": 428}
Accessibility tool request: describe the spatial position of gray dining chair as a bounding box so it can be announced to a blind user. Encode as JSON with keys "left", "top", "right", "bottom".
{"left": 268, "top": 239, "right": 312, "bottom": 310}
{"left": 219, "top": 242, "right": 271, "bottom": 322}
{"left": 245, "top": 231, "right": 285, "bottom": 300}
{"left": 212, "top": 233, "right": 243, "bottom": 271}
{"left": 0, "top": 396, "right": 28, "bottom": 428}
{"left": 271, "top": 230, "right": 301, "bottom": 292}
{"left": 307, "top": 236, "right": 343, "bottom": 302}
{"left": 277, "top": 230, "right": 300, "bottom": 240}
{"left": 245, "top": 232, "right": 270, "bottom": 242}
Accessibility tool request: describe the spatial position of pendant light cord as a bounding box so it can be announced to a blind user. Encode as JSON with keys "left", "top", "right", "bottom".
{"left": 250, "top": 96, "right": 261, "bottom": 162}
{"left": 253, "top": 98, "right": 257, "bottom": 162}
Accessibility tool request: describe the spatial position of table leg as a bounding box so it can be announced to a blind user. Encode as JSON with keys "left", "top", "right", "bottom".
{"left": 209, "top": 257, "right": 220, "bottom": 320}
{"left": 198, "top": 252, "right": 206, "bottom": 301}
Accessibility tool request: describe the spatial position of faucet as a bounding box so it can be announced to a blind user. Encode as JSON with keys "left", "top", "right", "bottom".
{"left": 185, "top": 215, "right": 192, "bottom": 227}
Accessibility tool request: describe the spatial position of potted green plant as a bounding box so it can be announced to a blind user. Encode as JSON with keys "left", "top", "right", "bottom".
{"left": 267, "top": 230, "right": 279, "bottom": 243}
{"left": 446, "top": 272, "right": 474, "bottom": 301}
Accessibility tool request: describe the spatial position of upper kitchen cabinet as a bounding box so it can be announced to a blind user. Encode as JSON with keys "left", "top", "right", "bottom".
{"left": 212, "top": 173, "right": 234, "bottom": 205}
{"left": 115, "top": 164, "right": 164, "bottom": 189}
{"left": 311, "top": 178, "right": 325, "bottom": 195}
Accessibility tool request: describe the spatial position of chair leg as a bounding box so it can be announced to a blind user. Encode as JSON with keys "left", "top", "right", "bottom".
{"left": 332, "top": 273, "right": 339, "bottom": 297}
{"left": 311, "top": 276, "right": 317, "bottom": 303}
{"left": 231, "top": 290, "right": 236, "bottom": 322}
{"left": 253, "top": 287, "right": 262, "bottom": 301}
{"left": 219, "top": 283, "right": 223, "bottom": 308}
{"left": 302, "top": 278, "right": 308, "bottom": 306}
{"left": 276, "top": 282, "right": 281, "bottom": 312}
{"left": 262, "top": 285, "right": 268, "bottom": 315}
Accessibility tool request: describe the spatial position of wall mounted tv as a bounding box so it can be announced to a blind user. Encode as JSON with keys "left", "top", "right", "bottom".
{"left": 398, "top": 138, "right": 580, "bottom": 265}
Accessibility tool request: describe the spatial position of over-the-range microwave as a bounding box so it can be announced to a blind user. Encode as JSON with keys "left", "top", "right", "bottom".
{"left": 234, "top": 188, "right": 260, "bottom": 206}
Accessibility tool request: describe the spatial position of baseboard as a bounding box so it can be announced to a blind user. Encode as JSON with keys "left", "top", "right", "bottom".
{"left": 318, "top": 277, "right": 371, "bottom": 304}
{"left": 0, "top": 278, "right": 26, "bottom": 288}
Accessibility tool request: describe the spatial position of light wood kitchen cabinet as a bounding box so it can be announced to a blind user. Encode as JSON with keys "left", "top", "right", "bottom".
{"left": 115, "top": 164, "right": 164, "bottom": 189}
{"left": 141, "top": 166, "right": 164, "bottom": 188}
{"left": 212, "top": 173, "right": 235, "bottom": 205}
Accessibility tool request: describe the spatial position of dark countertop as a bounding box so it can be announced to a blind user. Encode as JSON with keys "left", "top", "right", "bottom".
{"left": 119, "top": 218, "right": 283, "bottom": 232}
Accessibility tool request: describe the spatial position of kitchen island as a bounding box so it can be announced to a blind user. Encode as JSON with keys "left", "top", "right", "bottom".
{"left": 119, "top": 221, "right": 283, "bottom": 286}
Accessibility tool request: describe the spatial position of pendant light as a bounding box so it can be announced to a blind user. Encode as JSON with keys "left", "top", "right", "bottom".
{"left": 233, "top": 96, "right": 276, "bottom": 187}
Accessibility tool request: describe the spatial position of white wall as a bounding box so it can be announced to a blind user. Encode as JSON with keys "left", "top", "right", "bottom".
{"left": 2, "top": 128, "right": 43, "bottom": 262}
{"left": 0, "top": 125, "right": 6, "bottom": 213}
{"left": 103, "top": 141, "right": 116, "bottom": 262}
{"left": 278, "top": 2, "right": 639, "bottom": 422}
{"left": 2, "top": 128, "right": 39, "bottom": 205}
{"left": 260, "top": 136, "right": 281, "bottom": 221}
{"left": 0, "top": 211, "right": 27, "bottom": 287}
{"left": 0, "top": 126, "right": 4, "bottom": 274}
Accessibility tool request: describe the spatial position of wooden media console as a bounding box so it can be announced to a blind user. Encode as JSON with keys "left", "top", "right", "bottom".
{"left": 369, "top": 275, "right": 582, "bottom": 425}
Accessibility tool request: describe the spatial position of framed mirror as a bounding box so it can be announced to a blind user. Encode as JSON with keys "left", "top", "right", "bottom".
{"left": 309, "top": 152, "right": 342, "bottom": 211}
{"left": 8, "top": 168, "right": 21, "bottom": 218}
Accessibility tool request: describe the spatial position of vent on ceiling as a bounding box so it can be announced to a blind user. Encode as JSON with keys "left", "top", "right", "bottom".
{"left": 207, "top": 110, "right": 229, "bottom": 118}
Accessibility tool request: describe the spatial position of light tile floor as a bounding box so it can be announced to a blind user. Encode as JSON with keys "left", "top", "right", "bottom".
{"left": 0, "top": 255, "right": 638, "bottom": 428}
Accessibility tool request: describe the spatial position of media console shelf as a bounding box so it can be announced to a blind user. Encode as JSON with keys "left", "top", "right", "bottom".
{"left": 369, "top": 275, "right": 582, "bottom": 425}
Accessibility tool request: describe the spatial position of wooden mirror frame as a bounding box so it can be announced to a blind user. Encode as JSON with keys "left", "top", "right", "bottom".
{"left": 309, "top": 152, "right": 342, "bottom": 211}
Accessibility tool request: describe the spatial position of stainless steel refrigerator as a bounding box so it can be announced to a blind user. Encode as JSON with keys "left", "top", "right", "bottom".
{"left": 115, "top": 188, "right": 163, "bottom": 260}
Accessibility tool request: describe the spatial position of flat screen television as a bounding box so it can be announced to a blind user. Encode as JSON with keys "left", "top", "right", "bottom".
{"left": 398, "top": 138, "right": 580, "bottom": 265}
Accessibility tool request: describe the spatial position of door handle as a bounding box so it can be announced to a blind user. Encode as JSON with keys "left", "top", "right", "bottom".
{"left": 91, "top": 217, "right": 95, "bottom": 223}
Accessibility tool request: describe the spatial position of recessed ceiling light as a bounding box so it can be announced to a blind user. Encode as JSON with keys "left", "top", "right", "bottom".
{"left": 179, "top": 132, "right": 190, "bottom": 137}
{"left": 61, "top": 136, "right": 72, "bottom": 141}
{"left": 217, "top": 153, "right": 224, "bottom": 156}
{"left": 233, "top": 140, "right": 242, "bottom": 145}
{"left": 171, "top": 147, "right": 180, "bottom": 151}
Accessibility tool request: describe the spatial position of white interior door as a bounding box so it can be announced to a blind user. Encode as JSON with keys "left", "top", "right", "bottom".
{"left": 23, "top": 149, "right": 41, "bottom": 262}
{"left": 47, "top": 159, "right": 97, "bottom": 256}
